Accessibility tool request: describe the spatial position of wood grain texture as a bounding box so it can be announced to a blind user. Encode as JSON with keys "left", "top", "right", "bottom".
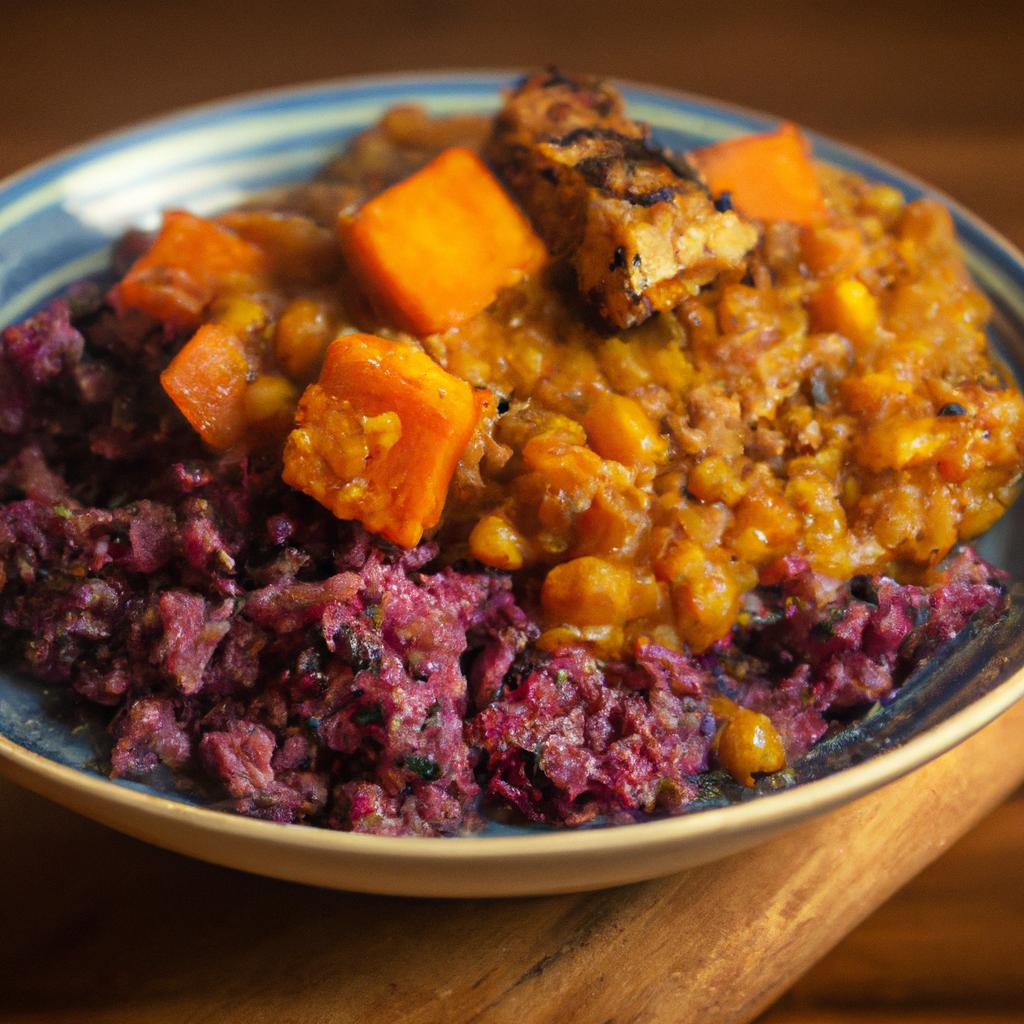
{"left": 758, "top": 788, "right": 1024, "bottom": 1022}
{"left": 1, "top": 2, "right": 1023, "bottom": 1020}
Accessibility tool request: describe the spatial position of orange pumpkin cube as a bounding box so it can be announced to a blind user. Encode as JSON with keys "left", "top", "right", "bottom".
{"left": 688, "top": 123, "right": 828, "bottom": 227}
{"left": 160, "top": 323, "right": 250, "bottom": 449}
{"left": 282, "top": 333, "right": 491, "bottom": 548}
{"left": 338, "top": 147, "right": 548, "bottom": 336}
{"left": 114, "top": 210, "right": 267, "bottom": 330}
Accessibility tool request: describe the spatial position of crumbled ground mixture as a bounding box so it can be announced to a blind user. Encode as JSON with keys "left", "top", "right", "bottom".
{"left": 0, "top": 299, "right": 1007, "bottom": 833}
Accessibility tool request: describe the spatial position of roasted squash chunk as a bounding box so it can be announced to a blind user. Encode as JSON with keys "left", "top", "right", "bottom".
{"left": 113, "top": 210, "right": 267, "bottom": 330}
{"left": 160, "top": 323, "right": 250, "bottom": 449}
{"left": 282, "top": 332, "right": 491, "bottom": 547}
{"left": 338, "top": 147, "right": 548, "bottom": 336}
{"left": 688, "top": 123, "right": 828, "bottom": 227}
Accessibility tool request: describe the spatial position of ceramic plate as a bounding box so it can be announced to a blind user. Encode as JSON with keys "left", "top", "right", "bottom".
{"left": 2, "top": 72, "right": 1024, "bottom": 898}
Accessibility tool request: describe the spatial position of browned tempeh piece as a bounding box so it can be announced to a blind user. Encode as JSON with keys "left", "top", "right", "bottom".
{"left": 488, "top": 70, "right": 758, "bottom": 329}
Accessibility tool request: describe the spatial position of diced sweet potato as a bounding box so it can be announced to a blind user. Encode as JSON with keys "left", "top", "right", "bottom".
{"left": 160, "top": 323, "right": 250, "bottom": 449}
{"left": 688, "top": 123, "right": 828, "bottom": 227}
{"left": 114, "top": 210, "right": 268, "bottom": 331}
{"left": 338, "top": 147, "right": 548, "bottom": 336}
{"left": 282, "top": 332, "right": 491, "bottom": 547}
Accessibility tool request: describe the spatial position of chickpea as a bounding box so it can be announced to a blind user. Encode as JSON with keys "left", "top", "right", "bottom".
{"left": 274, "top": 297, "right": 337, "bottom": 383}
{"left": 716, "top": 708, "right": 786, "bottom": 787}
{"left": 469, "top": 514, "right": 525, "bottom": 571}
{"left": 583, "top": 393, "right": 668, "bottom": 469}
{"left": 541, "top": 556, "right": 634, "bottom": 628}
{"left": 243, "top": 374, "right": 301, "bottom": 443}
{"left": 809, "top": 279, "right": 879, "bottom": 347}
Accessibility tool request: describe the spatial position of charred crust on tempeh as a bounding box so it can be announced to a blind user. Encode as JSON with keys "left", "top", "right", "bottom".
{"left": 488, "top": 70, "right": 758, "bottom": 329}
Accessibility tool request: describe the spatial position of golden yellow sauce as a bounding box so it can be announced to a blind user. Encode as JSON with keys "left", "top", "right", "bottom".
{"left": 173, "top": 113, "right": 1024, "bottom": 663}
{"left": 421, "top": 170, "right": 1024, "bottom": 656}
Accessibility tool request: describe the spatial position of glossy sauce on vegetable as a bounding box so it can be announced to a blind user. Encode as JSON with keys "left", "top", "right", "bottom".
{"left": 432, "top": 176, "right": 1024, "bottom": 660}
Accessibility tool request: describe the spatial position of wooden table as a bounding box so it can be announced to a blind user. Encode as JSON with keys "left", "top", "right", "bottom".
{"left": 1, "top": 3, "right": 1023, "bottom": 1021}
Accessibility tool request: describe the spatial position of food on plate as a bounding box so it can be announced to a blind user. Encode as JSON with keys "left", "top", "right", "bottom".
{"left": 281, "top": 331, "right": 494, "bottom": 548}
{"left": 338, "top": 146, "right": 548, "bottom": 335}
{"left": 687, "top": 122, "right": 829, "bottom": 226}
{"left": 0, "top": 70, "right": 1021, "bottom": 836}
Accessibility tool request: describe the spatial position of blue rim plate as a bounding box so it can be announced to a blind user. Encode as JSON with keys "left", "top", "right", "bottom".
{"left": 2, "top": 71, "right": 1024, "bottom": 897}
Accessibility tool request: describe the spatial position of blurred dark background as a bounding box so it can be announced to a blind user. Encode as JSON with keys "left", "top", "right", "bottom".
{"left": 2, "top": 0, "right": 1023, "bottom": 245}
